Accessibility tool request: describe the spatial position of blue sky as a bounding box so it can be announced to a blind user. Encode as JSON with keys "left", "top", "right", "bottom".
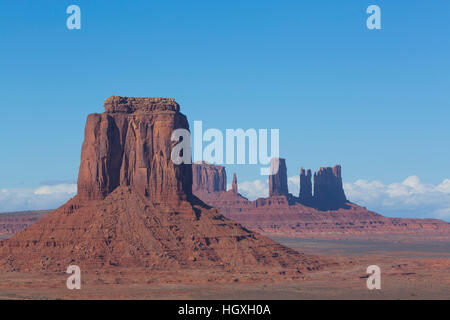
{"left": 0, "top": 1, "right": 449, "bottom": 218}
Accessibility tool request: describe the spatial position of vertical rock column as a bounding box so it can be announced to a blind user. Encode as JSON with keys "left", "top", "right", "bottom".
{"left": 268, "top": 158, "right": 289, "bottom": 197}
{"left": 299, "top": 167, "right": 313, "bottom": 205}
{"left": 313, "top": 165, "right": 347, "bottom": 210}
{"left": 232, "top": 173, "right": 238, "bottom": 194}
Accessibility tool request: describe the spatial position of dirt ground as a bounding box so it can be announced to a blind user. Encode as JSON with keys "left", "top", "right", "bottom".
{"left": 0, "top": 237, "right": 448, "bottom": 300}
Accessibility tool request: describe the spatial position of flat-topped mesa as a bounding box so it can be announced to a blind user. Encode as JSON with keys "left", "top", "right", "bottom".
{"left": 268, "top": 158, "right": 289, "bottom": 197}
{"left": 77, "top": 96, "right": 192, "bottom": 202}
{"left": 192, "top": 162, "right": 227, "bottom": 193}
{"left": 0, "top": 96, "right": 325, "bottom": 273}
{"left": 299, "top": 167, "right": 313, "bottom": 205}
{"left": 232, "top": 173, "right": 238, "bottom": 194}
{"left": 313, "top": 165, "right": 347, "bottom": 210}
{"left": 104, "top": 96, "right": 179, "bottom": 114}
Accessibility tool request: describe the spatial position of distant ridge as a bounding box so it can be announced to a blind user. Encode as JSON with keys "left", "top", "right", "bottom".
{"left": 0, "top": 210, "right": 50, "bottom": 239}
{"left": 192, "top": 162, "right": 450, "bottom": 239}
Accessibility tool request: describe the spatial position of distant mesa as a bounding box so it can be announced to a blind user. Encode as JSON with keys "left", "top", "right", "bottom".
{"left": 192, "top": 161, "right": 450, "bottom": 238}
{"left": 0, "top": 211, "right": 50, "bottom": 239}
{"left": 195, "top": 157, "right": 349, "bottom": 211}
{"left": 267, "top": 158, "right": 347, "bottom": 210}
{"left": 192, "top": 162, "right": 227, "bottom": 194}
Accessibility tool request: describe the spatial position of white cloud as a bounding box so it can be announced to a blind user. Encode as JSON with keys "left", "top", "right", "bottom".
{"left": 34, "top": 184, "right": 77, "bottom": 195}
{"left": 237, "top": 175, "right": 450, "bottom": 221}
{"left": 238, "top": 179, "right": 269, "bottom": 200}
{"left": 288, "top": 176, "right": 300, "bottom": 196}
{"left": 0, "top": 184, "right": 77, "bottom": 212}
{"left": 237, "top": 176, "right": 301, "bottom": 200}
{"left": 437, "top": 179, "right": 450, "bottom": 193}
{"left": 344, "top": 176, "right": 450, "bottom": 221}
{"left": 2, "top": 176, "right": 450, "bottom": 222}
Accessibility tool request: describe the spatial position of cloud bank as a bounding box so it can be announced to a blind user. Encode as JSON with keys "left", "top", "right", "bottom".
{"left": 1, "top": 176, "right": 450, "bottom": 221}
{"left": 344, "top": 176, "right": 450, "bottom": 221}
{"left": 237, "top": 176, "right": 450, "bottom": 221}
{"left": 0, "top": 184, "right": 77, "bottom": 212}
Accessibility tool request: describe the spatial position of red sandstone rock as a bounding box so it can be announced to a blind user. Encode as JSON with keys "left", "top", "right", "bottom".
{"left": 0, "top": 97, "right": 321, "bottom": 274}
{"left": 299, "top": 167, "right": 313, "bottom": 206}
{"left": 0, "top": 187, "right": 323, "bottom": 272}
{"left": 192, "top": 163, "right": 450, "bottom": 239}
{"left": 313, "top": 165, "right": 347, "bottom": 210}
{"left": 77, "top": 96, "right": 192, "bottom": 202}
{"left": 268, "top": 158, "right": 289, "bottom": 197}
{"left": 192, "top": 162, "right": 227, "bottom": 193}
{"left": 232, "top": 173, "right": 238, "bottom": 194}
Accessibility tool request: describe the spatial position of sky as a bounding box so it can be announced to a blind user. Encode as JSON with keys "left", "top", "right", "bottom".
{"left": 0, "top": 1, "right": 449, "bottom": 220}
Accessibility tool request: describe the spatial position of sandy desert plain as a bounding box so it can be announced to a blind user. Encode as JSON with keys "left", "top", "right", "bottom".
{"left": 0, "top": 231, "right": 447, "bottom": 300}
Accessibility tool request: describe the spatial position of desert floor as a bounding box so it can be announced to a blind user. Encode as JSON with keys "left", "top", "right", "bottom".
{"left": 0, "top": 237, "right": 448, "bottom": 300}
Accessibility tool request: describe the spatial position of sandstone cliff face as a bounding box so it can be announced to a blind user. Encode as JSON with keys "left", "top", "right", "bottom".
{"left": 192, "top": 162, "right": 227, "bottom": 193}
{"left": 269, "top": 158, "right": 289, "bottom": 197}
{"left": 313, "top": 165, "right": 347, "bottom": 210}
{"left": 77, "top": 96, "right": 192, "bottom": 202}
